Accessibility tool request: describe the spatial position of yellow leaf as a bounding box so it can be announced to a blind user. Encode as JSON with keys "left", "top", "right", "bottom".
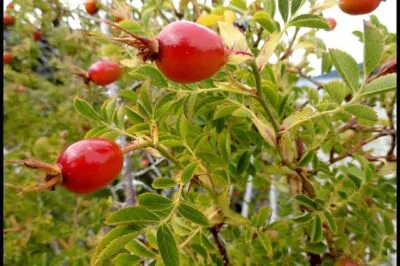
{"left": 223, "top": 10, "right": 237, "bottom": 24}
{"left": 196, "top": 14, "right": 223, "bottom": 26}
{"left": 218, "top": 21, "right": 249, "bottom": 51}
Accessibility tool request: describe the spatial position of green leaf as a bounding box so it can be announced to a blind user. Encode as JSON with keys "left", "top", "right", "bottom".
{"left": 139, "top": 79, "right": 153, "bottom": 116}
{"left": 289, "top": 14, "right": 330, "bottom": 29}
{"left": 257, "top": 231, "right": 273, "bottom": 258}
{"left": 114, "top": 106, "right": 126, "bottom": 129}
{"left": 183, "top": 93, "right": 198, "bottom": 121}
{"left": 112, "top": 253, "right": 141, "bottom": 266}
{"left": 321, "top": 52, "right": 332, "bottom": 74}
{"left": 251, "top": 207, "right": 271, "bottom": 227}
{"left": 118, "top": 19, "right": 144, "bottom": 35}
{"left": 253, "top": 11, "right": 276, "bottom": 33}
{"left": 278, "top": 0, "right": 289, "bottom": 22}
{"left": 74, "top": 97, "right": 99, "bottom": 120}
{"left": 106, "top": 207, "right": 160, "bottom": 225}
{"left": 92, "top": 226, "right": 142, "bottom": 265}
{"left": 213, "top": 104, "right": 238, "bottom": 120}
{"left": 347, "top": 174, "right": 362, "bottom": 189}
{"left": 177, "top": 114, "right": 189, "bottom": 140}
{"left": 218, "top": 130, "right": 231, "bottom": 162}
{"left": 329, "top": 49, "right": 360, "bottom": 91}
{"left": 134, "top": 65, "right": 168, "bottom": 88}
{"left": 85, "top": 125, "right": 109, "bottom": 138}
{"left": 291, "top": 0, "right": 304, "bottom": 15}
{"left": 344, "top": 104, "right": 377, "bottom": 121}
{"left": 177, "top": 203, "right": 210, "bottom": 226}
{"left": 291, "top": 212, "right": 313, "bottom": 224}
{"left": 281, "top": 107, "right": 316, "bottom": 132}
{"left": 323, "top": 211, "right": 337, "bottom": 234}
{"left": 92, "top": 225, "right": 142, "bottom": 265}
{"left": 256, "top": 32, "right": 281, "bottom": 71}
{"left": 323, "top": 80, "right": 349, "bottom": 105}
{"left": 305, "top": 242, "right": 327, "bottom": 254}
{"left": 294, "top": 195, "right": 318, "bottom": 210}
{"left": 181, "top": 162, "right": 198, "bottom": 185}
{"left": 105, "top": 98, "right": 118, "bottom": 124}
{"left": 361, "top": 74, "right": 397, "bottom": 97}
{"left": 138, "top": 193, "right": 173, "bottom": 211}
{"left": 310, "top": 215, "right": 323, "bottom": 242}
{"left": 125, "top": 239, "right": 157, "bottom": 258}
{"left": 152, "top": 178, "right": 177, "bottom": 189}
{"left": 382, "top": 213, "right": 394, "bottom": 235}
{"left": 363, "top": 21, "right": 384, "bottom": 75}
{"left": 237, "top": 151, "right": 251, "bottom": 175}
{"left": 157, "top": 224, "right": 180, "bottom": 266}
{"left": 125, "top": 107, "right": 146, "bottom": 123}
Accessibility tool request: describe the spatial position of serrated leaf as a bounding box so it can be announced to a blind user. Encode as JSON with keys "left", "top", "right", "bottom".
{"left": 257, "top": 231, "right": 273, "bottom": 258}
{"left": 281, "top": 107, "right": 316, "bottom": 132}
{"left": 364, "top": 21, "right": 384, "bottom": 75}
{"left": 152, "top": 178, "right": 177, "bottom": 189}
{"left": 256, "top": 32, "right": 281, "bottom": 71}
{"left": 177, "top": 114, "right": 189, "bottom": 140}
{"left": 177, "top": 203, "right": 210, "bottom": 226}
{"left": 92, "top": 225, "right": 141, "bottom": 266}
{"left": 157, "top": 224, "right": 180, "bottom": 266}
{"left": 251, "top": 207, "right": 271, "bottom": 227}
{"left": 294, "top": 195, "right": 318, "bottom": 210}
{"left": 310, "top": 215, "right": 323, "bottom": 242}
{"left": 218, "top": 130, "right": 231, "bottom": 162}
{"left": 218, "top": 21, "right": 250, "bottom": 52}
{"left": 125, "top": 107, "right": 146, "bottom": 123}
{"left": 289, "top": 14, "right": 330, "bottom": 29}
{"left": 112, "top": 253, "right": 141, "bottom": 266}
{"left": 74, "top": 97, "right": 100, "bottom": 120}
{"left": 321, "top": 52, "right": 332, "bottom": 74}
{"left": 85, "top": 126, "right": 109, "bottom": 138}
{"left": 196, "top": 14, "right": 223, "bottom": 26}
{"left": 237, "top": 151, "right": 251, "bottom": 175}
{"left": 252, "top": 118, "right": 276, "bottom": 147}
{"left": 323, "top": 211, "right": 337, "bottom": 234}
{"left": 181, "top": 162, "right": 198, "bottom": 185}
{"left": 361, "top": 74, "right": 396, "bottom": 97}
{"left": 138, "top": 193, "right": 173, "bottom": 210}
{"left": 213, "top": 104, "right": 238, "bottom": 120}
{"left": 291, "top": 0, "right": 304, "bottom": 14}
{"left": 291, "top": 212, "right": 313, "bottom": 224}
{"left": 114, "top": 106, "right": 126, "bottom": 129}
{"left": 323, "top": 80, "right": 349, "bottom": 105}
{"left": 329, "top": 49, "right": 360, "bottom": 91}
{"left": 105, "top": 98, "right": 118, "bottom": 124}
{"left": 125, "top": 239, "right": 157, "bottom": 258}
{"left": 119, "top": 90, "right": 137, "bottom": 102}
{"left": 344, "top": 104, "right": 377, "bottom": 121}
{"left": 347, "top": 174, "right": 362, "bottom": 189}
{"left": 118, "top": 19, "right": 144, "bottom": 35}
{"left": 135, "top": 65, "right": 168, "bottom": 88}
{"left": 183, "top": 93, "right": 198, "bottom": 121}
{"left": 106, "top": 207, "right": 160, "bottom": 225}
{"left": 278, "top": 0, "right": 289, "bottom": 22}
{"left": 305, "top": 242, "right": 327, "bottom": 254}
{"left": 139, "top": 79, "right": 153, "bottom": 116}
{"left": 253, "top": 11, "right": 276, "bottom": 33}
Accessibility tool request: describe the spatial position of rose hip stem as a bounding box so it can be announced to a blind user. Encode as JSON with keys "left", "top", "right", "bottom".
{"left": 6, "top": 160, "right": 61, "bottom": 175}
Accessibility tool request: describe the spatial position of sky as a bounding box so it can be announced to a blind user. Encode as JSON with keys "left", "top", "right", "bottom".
{"left": 4, "top": 0, "right": 397, "bottom": 75}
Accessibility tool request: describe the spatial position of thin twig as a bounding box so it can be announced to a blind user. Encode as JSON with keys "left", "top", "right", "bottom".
{"left": 210, "top": 224, "right": 230, "bottom": 266}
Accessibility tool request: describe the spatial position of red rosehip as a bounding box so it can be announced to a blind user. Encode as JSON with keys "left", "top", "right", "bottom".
{"left": 339, "top": 0, "right": 381, "bottom": 15}
{"left": 326, "top": 18, "right": 337, "bottom": 31}
{"left": 88, "top": 60, "right": 122, "bottom": 86}
{"left": 85, "top": 0, "right": 99, "bottom": 15}
{"left": 4, "top": 14, "right": 15, "bottom": 26}
{"left": 33, "top": 31, "right": 43, "bottom": 41}
{"left": 335, "top": 258, "right": 359, "bottom": 266}
{"left": 57, "top": 138, "right": 124, "bottom": 193}
{"left": 155, "top": 21, "right": 227, "bottom": 83}
{"left": 4, "top": 51, "right": 12, "bottom": 64}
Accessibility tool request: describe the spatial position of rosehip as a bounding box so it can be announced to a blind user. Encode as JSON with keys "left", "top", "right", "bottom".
{"left": 4, "top": 14, "right": 15, "bottom": 26}
{"left": 85, "top": 0, "right": 99, "bottom": 15}
{"left": 339, "top": 0, "right": 381, "bottom": 15}
{"left": 88, "top": 60, "right": 122, "bottom": 86}
{"left": 7, "top": 2, "right": 15, "bottom": 10}
{"left": 326, "top": 18, "right": 337, "bottom": 31}
{"left": 4, "top": 51, "right": 12, "bottom": 64}
{"left": 57, "top": 138, "right": 124, "bottom": 193}
{"left": 335, "top": 258, "right": 359, "bottom": 266}
{"left": 33, "top": 31, "right": 43, "bottom": 41}
{"left": 155, "top": 21, "right": 227, "bottom": 83}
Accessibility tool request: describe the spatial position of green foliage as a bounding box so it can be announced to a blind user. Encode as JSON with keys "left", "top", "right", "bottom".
{"left": 4, "top": 0, "right": 397, "bottom": 266}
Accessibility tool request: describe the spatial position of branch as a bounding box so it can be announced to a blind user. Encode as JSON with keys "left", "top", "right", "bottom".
{"left": 210, "top": 224, "right": 230, "bottom": 266}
